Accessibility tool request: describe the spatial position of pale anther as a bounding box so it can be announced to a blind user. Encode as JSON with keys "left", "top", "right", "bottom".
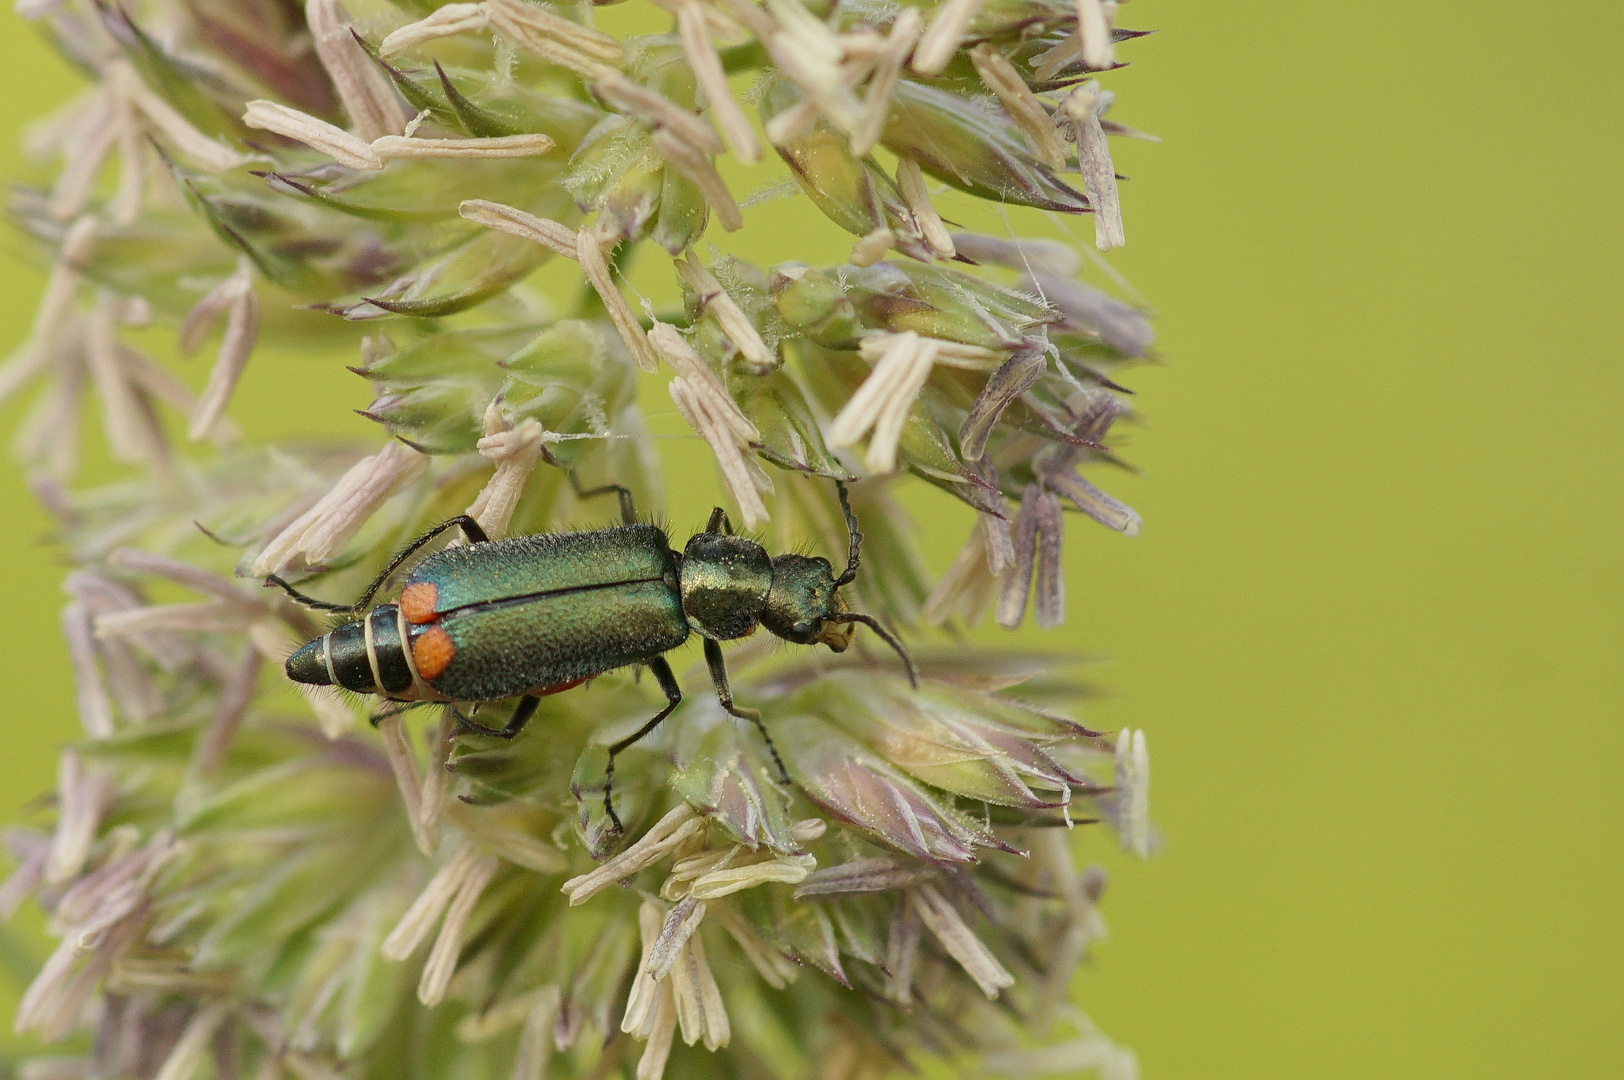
{"left": 307, "top": 0, "right": 409, "bottom": 141}
{"left": 1075, "top": 0, "right": 1115, "bottom": 70}
{"left": 912, "top": 0, "right": 987, "bottom": 76}
{"left": 460, "top": 200, "right": 579, "bottom": 260}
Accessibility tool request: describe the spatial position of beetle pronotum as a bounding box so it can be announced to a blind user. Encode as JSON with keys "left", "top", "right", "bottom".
{"left": 270, "top": 479, "right": 915, "bottom": 831}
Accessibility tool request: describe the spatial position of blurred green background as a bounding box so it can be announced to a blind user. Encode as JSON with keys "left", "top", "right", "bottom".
{"left": 1, "top": 0, "right": 1620, "bottom": 1077}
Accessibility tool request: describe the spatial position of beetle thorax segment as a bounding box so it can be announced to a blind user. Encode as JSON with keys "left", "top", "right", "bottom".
{"left": 679, "top": 533, "right": 772, "bottom": 639}
{"left": 761, "top": 553, "right": 843, "bottom": 645}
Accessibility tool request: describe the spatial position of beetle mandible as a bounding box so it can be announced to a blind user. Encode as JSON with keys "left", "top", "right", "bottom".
{"left": 269, "top": 479, "right": 915, "bottom": 831}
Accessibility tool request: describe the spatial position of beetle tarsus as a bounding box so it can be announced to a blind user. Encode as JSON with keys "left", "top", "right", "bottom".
{"left": 368, "top": 701, "right": 413, "bottom": 728}
{"left": 264, "top": 514, "right": 490, "bottom": 615}
{"left": 264, "top": 573, "right": 356, "bottom": 612}
{"left": 703, "top": 638, "right": 790, "bottom": 784}
{"left": 745, "top": 705, "right": 790, "bottom": 786}
{"left": 449, "top": 694, "right": 540, "bottom": 739}
{"left": 604, "top": 657, "right": 683, "bottom": 833}
{"left": 447, "top": 705, "right": 492, "bottom": 737}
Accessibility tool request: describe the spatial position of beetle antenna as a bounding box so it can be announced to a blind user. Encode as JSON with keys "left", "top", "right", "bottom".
{"left": 833, "top": 480, "right": 862, "bottom": 586}
{"left": 828, "top": 613, "right": 918, "bottom": 688}
{"left": 193, "top": 520, "right": 244, "bottom": 547}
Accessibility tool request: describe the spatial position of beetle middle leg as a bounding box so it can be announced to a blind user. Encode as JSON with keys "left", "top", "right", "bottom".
{"left": 603, "top": 657, "right": 682, "bottom": 833}
{"left": 703, "top": 638, "right": 789, "bottom": 784}
{"left": 568, "top": 473, "right": 638, "bottom": 526}
{"left": 449, "top": 695, "right": 539, "bottom": 739}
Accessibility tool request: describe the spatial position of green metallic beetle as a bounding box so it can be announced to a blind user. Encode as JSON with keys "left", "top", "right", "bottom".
{"left": 270, "top": 480, "right": 914, "bottom": 830}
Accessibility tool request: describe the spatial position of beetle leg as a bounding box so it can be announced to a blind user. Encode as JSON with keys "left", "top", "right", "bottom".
{"left": 446, "top": 703, "right": 499, "bottom": 738}
{"left": 568, "top": 473, "right": 638, "bottom": 525}
{"left": 447, "top": 704, "right": 488, "bottom": 736}
{"left": 603, "top": 657, "right": 682, "bottom": 833}
{"left": 497, "top": 695, "right": 539, "bottom": 737}
{"left": 368, "top": 700, "right": 416, "bottom": 728}
{"left": 264, "top": 514, "right": 490, "bottom": 614}
{"left": 704, "top": 638, "right": 789, "bottom": 784}
{"left": 704, "top": 507, "right": 734, "bottom": 536}
{"left": 447, "top": 696, "right": 539, "bottom": 739}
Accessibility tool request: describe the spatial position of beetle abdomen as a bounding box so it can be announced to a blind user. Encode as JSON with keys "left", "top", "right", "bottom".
{"left": 286, "top": 605, "right": 418, "bottom": 697}
{"left": 326, "top": 619, "right": 373, "bottom": 690}
{"left": 416, "top": 579, "right": 689, "bottom": 701}
{"left": 367, "top": 605, "right": 416, "bottom": 694}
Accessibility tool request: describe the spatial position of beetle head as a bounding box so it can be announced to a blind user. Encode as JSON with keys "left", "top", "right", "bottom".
{"left": 761, "top": 484, "right": 918, "bottom": 689}
{"left": 762, "top": 554, "right": 847, "bottom": 646}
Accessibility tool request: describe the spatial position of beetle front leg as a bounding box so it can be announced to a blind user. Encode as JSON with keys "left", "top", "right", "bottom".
{"left": 603, "top": 657, "right": 682, "bottom": 833}
{"left": 703, "top": 638, "right": 789, "bottom": 784}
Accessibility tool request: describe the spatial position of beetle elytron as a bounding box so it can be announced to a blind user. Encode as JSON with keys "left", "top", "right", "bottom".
{"left": 270, "top": 479, "right": 914, "bottom": 830}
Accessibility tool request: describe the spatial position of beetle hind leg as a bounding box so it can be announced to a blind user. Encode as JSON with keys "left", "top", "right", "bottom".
{"left": 368, "top": 700, "right": 417, "bottom": 728}
{"left": 264, "top": 573, "right": 357, "bottom": 613}
{"left": 603, "top": 657, "right": 682, "bottom": 833}
{"left": 448, "top": 704, "right": 496, "bottom": 737}
{"left": 449, "top": 695, "right": 539, "bottom": 739}
{"left": 263, "top": 514, "right": 490, "bottom": 615}
{"left": 704, "top": 639, "right": 789, "bottom": 784}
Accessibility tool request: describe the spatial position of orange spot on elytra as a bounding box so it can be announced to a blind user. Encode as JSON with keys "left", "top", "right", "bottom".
{"left": 400, "top": 582, "right": 440, "bottom": 624}
{"left": 411, "top": 626, "right": 455, "bottom": 681}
